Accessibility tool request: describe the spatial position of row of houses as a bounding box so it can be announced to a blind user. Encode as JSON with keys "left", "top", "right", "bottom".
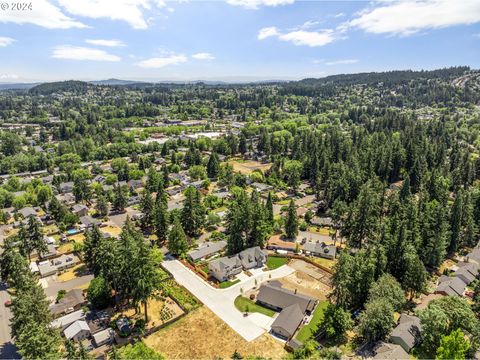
{"left": 267, "top": 237, "right": 336, "bottom": 260}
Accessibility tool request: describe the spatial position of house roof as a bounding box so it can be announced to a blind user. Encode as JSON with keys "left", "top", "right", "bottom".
{"left": 79, "top": 215, "right": 100, "bottom": 227}
{"left": 51, "top": 310, "right": 86, "bottom": 329}
{"left": 72, "top": 204, "right": 88, "bottom": 212}
{"left": 188, "top": 241, "right": 227, "bottom": 261}
{"left": 238, "top": 246, "right": 267, "bottom": 267}
{"left": 18, "top": 207, "right": 37, "bottom": 218}
{"left": 302, "top": 241, "right": 336, "bottom": 257}
{"left": 271, "top": 303, "right": 304, "bottom": 337}
{"left": 256, "top": 283, "right": 316, "bottom": 313}
{"left": 49, "top": 289, "right": 86, "bottom": 316}
{"left": 92, "top": 328, "right": 114, "bottom": 345}
{"left": 63, "top": 320, "right": 91, "bottom": 340}
{"left": 373, "top": 342, "right": 409, "bottom": 359}
{"left": 436, "top": 276, "right": 466, "bottom": 296}
{"left": 391, "top": 314, "right": 421, "bottom": 351}
{"left": 211, "top": 255, "right": 242, "bottom": 273}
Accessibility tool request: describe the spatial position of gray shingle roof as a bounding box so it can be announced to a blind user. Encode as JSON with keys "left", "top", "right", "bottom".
{"left": 271, "top": 303, "right": 304, "bottom": 338}
{"left": 257, "top": 283, "right": 316, "bottom": 313}
{"left": 188, "top": 241, "right": 227, "bottom": 262}
{"left": 391, "top": 314, "right": 421, "bottom": 351}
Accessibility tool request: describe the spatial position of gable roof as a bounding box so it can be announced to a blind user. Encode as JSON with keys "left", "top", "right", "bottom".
{"left": 436, "top": 276, "right": 466, "bottom": 296}
{"left": 271, "top": 303, "right": 304, "bottom": 337}
{"left": 373, "top": 342, "right": 409, "bottom": 359}
{"left": 63, "top": 320, "right": 91, "bottom": 340}
{"left": 188, "top": 241, "right": 227, "bottom": 261}
{"left": 391, "top": 314, "right": 421, "bottom": 351}
{"left": 257, "top": 283, "right": 316, "bottom": 313}
{"left": 51, "top": 309, "right": 86, "bottom": 329}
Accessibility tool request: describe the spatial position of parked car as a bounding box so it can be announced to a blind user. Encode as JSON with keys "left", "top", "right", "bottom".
{"left": 4, "top": 300, "right": 12, "bottom": 307}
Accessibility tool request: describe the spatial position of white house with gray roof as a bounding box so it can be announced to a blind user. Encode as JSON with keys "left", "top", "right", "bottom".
{"left": 188, "top": 241, "right": 227, "bottom": 262}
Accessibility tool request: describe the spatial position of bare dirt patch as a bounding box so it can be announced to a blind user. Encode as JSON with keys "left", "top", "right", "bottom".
{"left": 228, "top": 160, "right": 272, "bottom": 175}
{"left": 279, "top": 259, "right": 332, "bottom": 300}
{"left": 144, "top": 306, "right": 286, "bottom": 359}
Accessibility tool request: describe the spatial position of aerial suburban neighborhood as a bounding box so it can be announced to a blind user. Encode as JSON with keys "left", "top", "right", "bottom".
{"left": 0, "top": 1, "right": 480, "bottom": 359}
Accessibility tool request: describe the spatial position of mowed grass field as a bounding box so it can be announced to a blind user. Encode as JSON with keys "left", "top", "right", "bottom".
{"left": 144, "top": 306, "right": 286, "bottom": 359}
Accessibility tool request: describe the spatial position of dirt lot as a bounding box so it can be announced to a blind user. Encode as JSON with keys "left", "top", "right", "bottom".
{"left": 279, "top": 259, "right": 332, "bottom": 300}
{"left": 120, "top": 295, "right": 184, "bottom": 328}
{"left": 144, "top": 307, "right": 287, "bottom": 359}
{"left": 228, "top": 159, "right": 272, "bottom": 175}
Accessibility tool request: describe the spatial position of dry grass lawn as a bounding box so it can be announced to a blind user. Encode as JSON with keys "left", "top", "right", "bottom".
{"left": 57, "top": 242, "right": 74, "bottom": 254}
{"left": 57, "top": 264, "right": 88, "bottom": 282}
{"left": 120, "top": 296, "right": 184, "bottom": 328}
{"left": 144, "top": 307, "right": 287, "bottom": 359}
{"left": 102, "top": 225, "right": 122, "bottom": 236}
{"left": 69, "top": 233, "right": 85, "bottom": 243}
{"left": 227, "top": 159, "right": 271, "bottom": 175}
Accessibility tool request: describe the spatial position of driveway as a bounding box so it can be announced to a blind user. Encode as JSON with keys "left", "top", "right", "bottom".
{"left": 162, "top": 259, "right": 294, "bottom": 341}
{"left": 0, "top": 284, "right": 19, "bottom": 359}
{"left": 43, "top": 274, "right": 94, "bottom": 299}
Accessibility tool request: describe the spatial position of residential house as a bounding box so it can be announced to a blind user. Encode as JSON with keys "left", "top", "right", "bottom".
{"left": 267, "top": 235, "right": 298, "bottom": 253}
{"left": 40, "top": 244, "right": 58, "bottom": 259}
{"left": 64, "top": 320, "right": 91, "bottom": 341}
{"left": 270, "top": 303, "right": 304, "bottom": 340}
{"left": 72, "top": 204, "right": 89, "bottom": 217}
{"left": 49, "top": 289, "right": 87, "bottom": 318}
{"left": 455, "top": 261, "right": 479, "bottom": 285}
{"left": 302, "top": 241, "right": 336, "bottom": 260}
{"left": 256, "top": 283, "right": 317, "bottom": 314}
{"left": 390, "top": 314, "right": 422, "bottom": 352}
{"left": 59, "top": 182, "right": 74, "bottom": 194}
{"left": 209, "top": 256, "right": 243, "bottom": 282}
{"left": 251, "top": 182, "right": 273, "bottom": 193}
{"left": 18, "top": 206, "right": 37, "bottom": 218}
{"left": 435, "top": 276, "right": 466, "bottom": 296}
{"left": 51, "top": 310, "right": 86, "bottom": 330}
{"left": 79, "top": 215, "right": 101, "bottom": 229}
{"left": 188, "top": 241, "right": 227, "bottom": 262}
{"left": 373, "top": 342, "right": 409, "bottom": 360}
{"left": 238, "top": 246, "right": 267, "bottom": 270}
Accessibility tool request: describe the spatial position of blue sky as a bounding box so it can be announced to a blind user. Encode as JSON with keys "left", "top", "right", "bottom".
{"left": 0, "top": 0, "right": 479, "bottom": 82}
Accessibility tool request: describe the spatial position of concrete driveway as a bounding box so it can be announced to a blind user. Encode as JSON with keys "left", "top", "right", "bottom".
{"left": 162, "top": 259, "right": 294, "bottom": 341}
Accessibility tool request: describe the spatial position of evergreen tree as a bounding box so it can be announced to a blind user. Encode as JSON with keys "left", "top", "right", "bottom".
{"left": 155, "top": 202, "right": 169, "bottom": 245}
{"left": 168, "top": 216, "right": 188, "bottom": 256}
{"left": 83, "top": 225, "right": 103, "bottom": 275}
{"left": 95, "top": 195, "right": 109, "bottom": 217}
{"left": 285, "top": 199, "right": 298, "bottom": 240}
{"left": 265, "top": 191, "right": 274, "bottom": 224}
{"left": 207, "top": 152, "right": 220, "bottom": 179}
{"left": 113, "top": 185, "right": 127, "bottom": 212}
{"left": 181, "top": 186, "right": 205, "bottom": 238}
{"left": 140, "top": 188, "right": 155, "bottom": 231}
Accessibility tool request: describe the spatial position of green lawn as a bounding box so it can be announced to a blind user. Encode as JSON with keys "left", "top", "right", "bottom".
{"left": 234, "top": 296, "right": 275, "bottom": 317}
{"left": 267, "top": 256, "right": 289, "bottom": 270}
{"left": 295, "top": 301, "right": 329, "bottom": 343}
{"left": 219, "top": 279, "right": 240, "bottom": 289}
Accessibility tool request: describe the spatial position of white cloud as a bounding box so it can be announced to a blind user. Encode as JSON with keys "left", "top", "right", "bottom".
{"left": 257, "top": 26, "right": 279, "bottom": 40}
{"left": 350, "top": 0, "right": 480, "bottom": 36}
{"left": 0, "top": 0, "right": 86, "bottom": 29}
{"left": 52, "top": 45, "right": 121, "bottom": 61}
{"left": 278, "top": 29, "right": 337, "bottom": 47}
{"left": 192, "top": 52, "right": 215, "bottom": 60}
{"left": 0, "top": 37, "right": 15, "bottom": 47}
{"left": 57, "top": 0, "right": 164, "bottom": 29}
{"left": 325, "top": 59, "right": 359, "bottom": 66}
{"left": 136, "top": 54, "right": 187, "bottom": 68}
{"left": 0, "top": 73, "right": 19, "bottom": 80}
{"left": 259, "top": 26, "right": 338, "bottom": 47}
{"left": 300, "top": 20, "right": 320, "bottom": 30}
{"left": 227, "top": 0, "right": 294, "bottom": 10}
{"left": 86, "top": 39, "right": 126, "bottom": 47}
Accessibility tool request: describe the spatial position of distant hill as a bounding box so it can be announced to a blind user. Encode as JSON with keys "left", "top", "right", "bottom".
{"left": 297, "top": 66, "right": 472, "bottom": 87}
{"left": 0, "top": 83, "right": 39, "bottom": 91}
{"left": 29, "top": 80, "right": 90, "bottom": 95}
{"left": 89, "top": 78, "right": 143, "bottom": 86}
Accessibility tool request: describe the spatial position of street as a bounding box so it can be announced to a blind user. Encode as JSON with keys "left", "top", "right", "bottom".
{"left": 0, "top": 284, "right": 19, "bottom": 359}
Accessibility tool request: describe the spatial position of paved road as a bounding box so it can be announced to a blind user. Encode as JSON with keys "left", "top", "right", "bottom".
{"left": 0, "top": 284, "right": 19, "bottom": 359}
{"left": 43, "top": 274, "right": 94, "bottom": 299}
{"left": 162, "top": 259, "right": 294, "bottom": 341}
